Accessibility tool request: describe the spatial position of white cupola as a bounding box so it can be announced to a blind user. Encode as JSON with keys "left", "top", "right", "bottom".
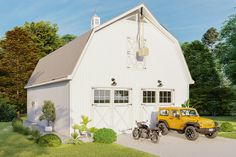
{"left": 91, "top": 13, "right": 100, "bottom": 29}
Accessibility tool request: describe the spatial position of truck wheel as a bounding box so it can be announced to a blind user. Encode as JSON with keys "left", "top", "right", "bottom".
{"left": 132, "top": 128, "right": 140, "bottom": 140}
{"left": 205, "top": 131, "right": 218, "bottom": 139}
{"left": 150, "top": 131, "right": 159, "bottom": 143}
{"left": 158, "top": 123, "right": 169, "bottom": 135}
{"left": 185, "top": 126, "right": 199, "bottom": 141}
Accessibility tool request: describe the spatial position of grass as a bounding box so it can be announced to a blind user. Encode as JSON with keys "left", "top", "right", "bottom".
{"left": 204, "top": 116, "right": 236, "bottom": 139}
{"left": 0, "top": 122, "right": 157, "bottom": 157}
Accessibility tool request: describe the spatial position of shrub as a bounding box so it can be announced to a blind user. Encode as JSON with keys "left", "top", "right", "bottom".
{"left": 31, "top": 129, "right": 42, "bottom": 143}
{"left": 39, "top": 100, "right": 56, "bottom": 126}
{"left": 0, "top": 103, "right": 16, "bottom": 122}
{"left": 38, "top": 134, "right": 62, "bottom": 147}
{"left": 220, "top": 122, "right": 234, "bottom": 132}
{"left": 12, "top": 118, "right": 24, "bottom": 132}
{"left": 89, "top": 127, "right": 98, "bottom": 134}
{"left": 93, "top": 128, "right": 117, "bottom": 144}
{"left": 23, "top": 127, "right": 32, "bottom": 135}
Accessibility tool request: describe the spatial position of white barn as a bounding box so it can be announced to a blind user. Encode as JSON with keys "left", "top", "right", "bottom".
{"left": 25, "top": 4, "right": 194, "bottom": 137}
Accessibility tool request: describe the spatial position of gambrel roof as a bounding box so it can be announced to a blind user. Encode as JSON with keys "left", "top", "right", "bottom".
{"left": 25, "top": 4, "right": 194, "bottom": 89}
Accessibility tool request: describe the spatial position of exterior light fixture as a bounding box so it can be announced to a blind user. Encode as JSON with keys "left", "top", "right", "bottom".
{"left": 158, "top": 80, "right": 163, "bottom": 87}
{"left": 111, "top": 78, "right": 117, "bottom": 86}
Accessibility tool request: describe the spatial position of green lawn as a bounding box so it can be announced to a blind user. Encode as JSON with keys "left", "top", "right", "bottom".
{"left": 204, "top": 116, "right": 236, "bottom": 139}
{"left": 0, "top": 122, "right": 157, "bottom": 157}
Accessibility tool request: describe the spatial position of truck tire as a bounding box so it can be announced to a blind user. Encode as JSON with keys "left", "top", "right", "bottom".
{"left": 205, "top": 131, "right": 218, "bottom": 139}
{"left": 158, "top": 123, "right": 169, "bottom": 135}
{"left": 185, "top": 126, "right": 199, "bottom": 141}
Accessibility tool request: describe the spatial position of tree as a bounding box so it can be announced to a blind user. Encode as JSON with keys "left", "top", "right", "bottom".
{"left": 201, "top": 27, "right": 219, "bottom": 49}
{"left": 182, "top": 41, "right": 221, "bottom": 87}
{"left": 39, "top": 100, "right": 56, "bottom": 126}
{"left": 23, "top": 21, "right": 63, "bottom": 57}
{"left": 182, "top": 41, "right": 222, "bottom": 115}
{"left": 61, "top": 34, "right": 77, "bottom": 44}
{"left": 0, "top": 27, "right": 39, "bottom": 112}
{"left": 217, "top": 14, "right": 236, "bottom": 84}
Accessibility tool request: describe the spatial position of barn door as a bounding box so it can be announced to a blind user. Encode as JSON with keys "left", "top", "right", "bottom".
{"left": 140, "top": 89, "right": 158, "bottom": 123}
{"left": 140, "top": 89, "right": 175, "bottom": 124}
{"left": 92, "top": 88, "right": 132, "bottom": 133}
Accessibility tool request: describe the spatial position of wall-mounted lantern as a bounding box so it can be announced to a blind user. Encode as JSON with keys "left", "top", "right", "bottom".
{"left": 157, "top": 80, "right": 163, "bottom": 87}
{"left": 111, "top": 78, "right": 117, "bottom": 86}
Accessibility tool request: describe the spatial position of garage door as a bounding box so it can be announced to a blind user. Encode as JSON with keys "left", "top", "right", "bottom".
{"left": 91, "top": 88, "right": 132, "bottom": 133}
{"left": 140, "top": 89, "right": 174, "bottom": 122}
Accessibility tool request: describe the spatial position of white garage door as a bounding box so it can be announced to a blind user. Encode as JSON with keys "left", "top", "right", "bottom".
{"left": 91, "top": 88, "right": 132, "bottom": 133}
{"left": 140, "top": 89, "right": 175, "bottom": 122}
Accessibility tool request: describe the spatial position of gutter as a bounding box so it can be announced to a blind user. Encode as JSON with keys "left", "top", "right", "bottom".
{"left": 24, "top": 76, "right": 71, "bottom": 89}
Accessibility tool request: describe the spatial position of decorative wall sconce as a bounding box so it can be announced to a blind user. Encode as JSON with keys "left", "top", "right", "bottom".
{"left": 111, "top": 78, "right": 117, "bottom": 86}
{"left": 157, "top": 80, "right": 163, "bottom": 87}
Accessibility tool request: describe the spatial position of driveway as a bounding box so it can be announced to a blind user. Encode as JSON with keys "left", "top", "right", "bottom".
{"left": 117, "top": 131, "right": 236, "bottom": 157}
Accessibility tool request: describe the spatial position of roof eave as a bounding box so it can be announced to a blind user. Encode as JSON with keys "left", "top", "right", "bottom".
{"left": 24, "top": 76, "right": 71, "bottom": 89}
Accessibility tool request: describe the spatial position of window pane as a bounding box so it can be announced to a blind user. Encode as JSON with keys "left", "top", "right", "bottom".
{"left": 143, "top": 91, "right": 156, "bottom": 103}
{"left": 168, "top": 92, "right": 171, "bottom": 97}
{"left": 114, "top": 90, "right": 129, "bottom": 104}
{"left": 94, "top": 90, "right": 110, "bottom": 104}
{"left": 143, "top": 97, "right": 146, "bottom": 103}
{"left": 143, "top": 91, "right": 147, "bottom": 96}
{"left": 152, "top": 97, "right": 155, "bottom": 103}
{"left": 152, "top": 91, "right": 155, "bottom": 97}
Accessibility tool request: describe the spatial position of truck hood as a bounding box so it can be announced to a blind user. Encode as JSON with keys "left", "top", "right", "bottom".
{"left": 197, "top": 117, "right": 215, "bottom": 128}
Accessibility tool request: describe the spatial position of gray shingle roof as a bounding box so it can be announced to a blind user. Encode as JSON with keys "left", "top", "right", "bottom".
{"left": 26, "top": 30, "right": 92, "bottom": 88}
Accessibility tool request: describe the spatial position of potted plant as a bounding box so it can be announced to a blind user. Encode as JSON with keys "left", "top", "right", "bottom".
{"left": 39, "top": 100, "right": 56, "bottom": 132}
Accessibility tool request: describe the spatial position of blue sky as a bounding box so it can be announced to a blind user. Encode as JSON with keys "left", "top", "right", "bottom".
{"left": 0, "top": 0, "right": 235, "bottom": 42}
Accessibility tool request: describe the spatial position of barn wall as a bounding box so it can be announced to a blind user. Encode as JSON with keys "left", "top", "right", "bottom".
{"left": 27, "top": 81, "right": 70, "bottom": 137}
{"left": 70, "top": 18, "right": 189, "bottom": 132}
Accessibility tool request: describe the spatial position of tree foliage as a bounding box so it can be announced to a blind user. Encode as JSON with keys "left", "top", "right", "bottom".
{"left": 201, "top": 27, "right": 219, "bottom": 48}
{"left": 23, "top": 21, "right": 63, "bottom": 57}
{"left": 181, "top": 40, "right": 235, "bottom": 115}
{"left": 39, "top": 100, "right": 56, "bottom": 126}
{"left": 0, "top": 27, "right": 39, "bottom": 112}
{"left": 61, "top": 34, "right": 77, "bottom": 44}
{"left": 217, "top": 14, "right": 236, "bottom": 84}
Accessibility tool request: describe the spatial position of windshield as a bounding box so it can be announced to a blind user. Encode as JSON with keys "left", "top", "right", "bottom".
{"left": 181, "top": 109, "right": 198, "bottom": 116}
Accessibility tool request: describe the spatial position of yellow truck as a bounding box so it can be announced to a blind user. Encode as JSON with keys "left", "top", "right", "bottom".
{"left": 157, "top": 107, "right": 219, "bottom": 140}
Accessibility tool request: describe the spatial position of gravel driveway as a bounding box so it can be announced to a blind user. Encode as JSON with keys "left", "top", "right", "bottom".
{"left": 117, "top": 131, "right": 235, "bottom": 157}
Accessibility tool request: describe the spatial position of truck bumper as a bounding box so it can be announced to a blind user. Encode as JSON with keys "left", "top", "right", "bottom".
{"left": 197, "top": 127, "right": 220, "bottom": 134}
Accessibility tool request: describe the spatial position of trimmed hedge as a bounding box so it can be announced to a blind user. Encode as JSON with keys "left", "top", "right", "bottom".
{"left": 220, "top": 122, "right": 234, "bottom": 132}
{"left": 38, "top": 134, "right": 62, "bottom": 147}
{"left": 93, "top": 128, "right": 117, "bottom": 144}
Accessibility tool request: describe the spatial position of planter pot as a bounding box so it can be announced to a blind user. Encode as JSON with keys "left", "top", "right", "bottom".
{"left": 45, "top": 126, "right": 53, "bottom": 132}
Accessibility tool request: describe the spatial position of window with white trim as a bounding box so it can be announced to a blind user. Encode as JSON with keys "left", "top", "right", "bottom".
{"left": 143, "top": 90, "right": 156, "bottom": 103}
{"left": 159, "top": 91, "right": 172, "bottom": 103}
{"left": 94, "top": 90, "right": 110, "bottom": 103}
{"left": 114, "top": 90, "right": 129, "bottom": 103}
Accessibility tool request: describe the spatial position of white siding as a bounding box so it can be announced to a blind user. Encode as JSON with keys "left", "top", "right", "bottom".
{"left": 70, "top": 18, "right": 189, "bottom": 132}
{"left": 27, "top": 81, "right": 70, "bottom": 136}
